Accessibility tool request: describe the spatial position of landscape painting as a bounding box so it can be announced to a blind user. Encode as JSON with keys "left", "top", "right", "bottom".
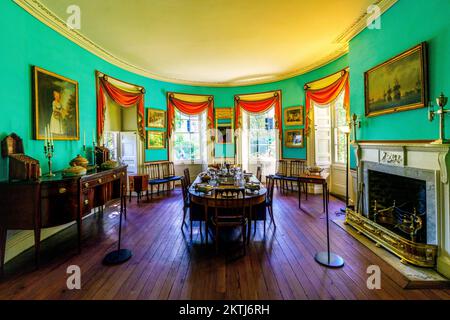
{"left": 365, "top": 43, "right": 427, "bottom": 117}
{"left": 147, "top": 109, "right": 166, "bottom": 128}
{"left": 146, "top": 131, "right": 165, "bottom": 149}
{"left": 33, "top": 66, "right": 79, "bottom": 140}
{"left": 285, "top": 129, "right": 303, "bottom": 148}
{"left": 284, "top": 106, "right": 303, "bottom": 126}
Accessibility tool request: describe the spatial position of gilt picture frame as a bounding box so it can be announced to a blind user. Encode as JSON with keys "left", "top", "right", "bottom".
{"left": 365, "top": 42, "right": 428, "bottom": 117}
{"left": 284, "top": 106, "right": 303, "bottom": 126}
{"left": 285, "top": 129, "right": 303, "bottom": 148}
{"left": 146, "top": 131, "right": 165, "bottom": 149}
{"left": 33, "top": 66, "right": 79, "bottom": 140}
{"left": 147, "top": 108, "right": 166, "bottom": 129}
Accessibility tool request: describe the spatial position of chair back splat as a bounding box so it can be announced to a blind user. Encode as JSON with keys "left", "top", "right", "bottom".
{"left": 208, "top": 188, "right": 248, "bottom": 255}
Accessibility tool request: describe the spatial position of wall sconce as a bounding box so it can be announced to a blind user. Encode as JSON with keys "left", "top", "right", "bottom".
{"left": 428, "top": 93, "right": 449, "bottom": 144}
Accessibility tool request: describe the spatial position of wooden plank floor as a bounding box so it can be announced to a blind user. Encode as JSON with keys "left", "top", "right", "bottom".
{"left": 0, "top": 188, "right": 449, "bottom": 300}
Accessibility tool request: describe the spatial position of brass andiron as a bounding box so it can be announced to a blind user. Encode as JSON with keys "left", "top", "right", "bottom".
{"left": 428, "top": 93, "right": 449, "bottom": 144}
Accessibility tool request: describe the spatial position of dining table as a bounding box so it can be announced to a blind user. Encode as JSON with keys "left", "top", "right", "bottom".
{"left": 188, "top": 172, "right": 267, "bottom": 245}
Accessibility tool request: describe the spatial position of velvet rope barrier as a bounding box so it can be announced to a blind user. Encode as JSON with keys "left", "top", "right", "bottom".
{"left": 97, "top": 75, "right": 145, "bottom": 142}
{"left": 305, "top": 71, "right": 349, "bottom": 134}
{"left": 167, "top": 95, "right": 214, "bottom": 137}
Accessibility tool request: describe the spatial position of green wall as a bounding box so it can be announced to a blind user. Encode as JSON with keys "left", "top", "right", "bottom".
{"left": 0, "top": 0, "right": 350, "bottom": 181}
{"left": 348, "top": 0, "right": 450, "bottom": 167}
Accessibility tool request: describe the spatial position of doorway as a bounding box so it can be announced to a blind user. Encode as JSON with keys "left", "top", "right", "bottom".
{"left": 241, "top": 107, "right": 278, "bottom": 179}
{"left": 104, "top": 131, "right": 138, "bottom": 174}
{"left": 312, "top": 91, "right": 347, "bottom": 196}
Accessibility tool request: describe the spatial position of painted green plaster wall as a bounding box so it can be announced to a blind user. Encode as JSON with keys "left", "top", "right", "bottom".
{"left": 349, "top": 0, "right": 450, "bottom": 167}
{"left": 0, "top": 0, "right": 349, "bottom": 182}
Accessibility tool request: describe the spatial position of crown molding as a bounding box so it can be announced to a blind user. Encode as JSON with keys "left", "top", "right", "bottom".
{"left": 334, "top": 0, "right": 398, "bottom": 44}
{"left": 14, "top": 0, "right": 397, "bottom": 87}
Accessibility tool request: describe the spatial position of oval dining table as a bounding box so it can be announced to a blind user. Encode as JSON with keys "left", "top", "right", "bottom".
{"left": 188, "top": 174, "right": 267, "bottom": 245}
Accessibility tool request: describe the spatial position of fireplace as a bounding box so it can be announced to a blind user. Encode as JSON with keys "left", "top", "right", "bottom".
{"left": 368, "top": 170, "right": 427, "bottom": 243}
{"left": 344, "top": 143, "right": 448, "bottom": 270}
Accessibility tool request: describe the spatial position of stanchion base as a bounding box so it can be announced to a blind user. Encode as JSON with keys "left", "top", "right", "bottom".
{"left": 103, "top": 249, "right": 132, "bottom": 265}
{"left": 314, "top": 252, "right": 344, "bottom": 268}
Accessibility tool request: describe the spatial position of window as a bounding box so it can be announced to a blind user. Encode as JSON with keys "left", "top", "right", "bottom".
{"left": 172, "top": 110, "right": 206, "bottom": 163}
{"left": 333, "top": 92, "right": 347, "bottom": 164}
{"left": 249, "top": 108, "right": 276, "bottom": 161}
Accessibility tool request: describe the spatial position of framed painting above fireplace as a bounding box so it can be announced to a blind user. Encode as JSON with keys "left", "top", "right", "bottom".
{"left": 364, "top": 42, "right": 428, "bottom": 117}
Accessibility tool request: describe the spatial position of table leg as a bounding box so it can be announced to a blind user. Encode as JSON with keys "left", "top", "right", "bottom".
{"left": 298, "top": 179, "right": 301, "bottom": 209}
{"left": 0, "top": 227, "right": 7, "bottom": 277}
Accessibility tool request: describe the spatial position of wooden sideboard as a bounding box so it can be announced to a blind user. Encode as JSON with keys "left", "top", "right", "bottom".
{"left": 0, "top": 165, "right": 128, "bottom": 275}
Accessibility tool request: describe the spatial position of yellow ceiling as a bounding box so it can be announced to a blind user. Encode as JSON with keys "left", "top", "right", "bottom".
{"left": 36, "top": 0, "right": 394, "bottom": 86}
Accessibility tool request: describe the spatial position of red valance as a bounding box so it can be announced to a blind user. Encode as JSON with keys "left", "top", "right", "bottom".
{"left": 305, "top": 71, "right": 349, "bottom": 133}
{"left": 167, "top": 95, "right": 214, "bottom": 137}
{"left": 235, "top": 93, "right": 282, "bottom": 137}
{"left": 97, "top": 75, "right": 145, "bottom": 141}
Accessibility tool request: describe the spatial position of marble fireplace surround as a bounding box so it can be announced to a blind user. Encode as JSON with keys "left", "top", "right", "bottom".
{"left": 353, "top": 141, "right": 450, "bottom": 278}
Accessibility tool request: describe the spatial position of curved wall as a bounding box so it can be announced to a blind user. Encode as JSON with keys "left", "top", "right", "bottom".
{"left": 0, "top": 0, "right": 348, "bottom": 180}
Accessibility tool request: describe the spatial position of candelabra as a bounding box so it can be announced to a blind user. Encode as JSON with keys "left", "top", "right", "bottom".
{"left": 44, "top": 141, "right": 55, "bottom": 177}
{"left": 428, "top": 93, "right": 449, "bottom": 144}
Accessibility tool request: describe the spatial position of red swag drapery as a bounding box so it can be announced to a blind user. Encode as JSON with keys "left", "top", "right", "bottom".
{"left": 167, "top": 95, "right": 214, "bottom": 137}
{"left": 97, "top": 75, "right": 145, "bottom": 141}
{"left": 235, "top": 93, "right": 282, "bottom": 137}
{"left": 305, "top": 71, "right": 350, "bottom": 133}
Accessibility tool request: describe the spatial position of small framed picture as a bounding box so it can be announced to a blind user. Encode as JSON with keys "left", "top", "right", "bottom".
{"left": 147, "top": 109, "right": 166, "bottom": 128}
{"left": 285, "top": 129, "right": 303, "bottom": 148}
{"left": 146, "top": 131, "right": 165, "bottom": 149}
{"left": 284, "top": 106, "right": 303, "bottom": 126}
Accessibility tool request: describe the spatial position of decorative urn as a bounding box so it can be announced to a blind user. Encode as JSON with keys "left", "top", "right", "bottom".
{"left": 70, "top": 154, "right": 89, "bottom": 168}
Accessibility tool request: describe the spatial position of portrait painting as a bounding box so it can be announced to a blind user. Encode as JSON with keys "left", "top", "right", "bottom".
{"left": 284, "top": 106, "right": 303, "bottom": 126}
{"left": 285, "top": 129, "right": 303, "bottom": 148}
{"left": 146, "top": 131, "right": 165, "bottom": 149}
{"left": 147, "top": 109, "right": 166, "bottom": 128}
{"left": 33, "top": 66, "right": 79, "bottom": 140}
{"left": 365, "top": 43, "right": 428, "bottom": 117}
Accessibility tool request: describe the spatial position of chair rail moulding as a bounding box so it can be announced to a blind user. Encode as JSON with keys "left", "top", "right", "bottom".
{"left": 351, "top": 140, "right": 450, "bottom": 278}
{"left": 13, "top": 0, "right": 397, "bottom": 87}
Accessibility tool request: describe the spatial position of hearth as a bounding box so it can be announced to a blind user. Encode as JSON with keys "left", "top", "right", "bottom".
{"left": 368, "top": 170, "right": 427, "bottom": 243}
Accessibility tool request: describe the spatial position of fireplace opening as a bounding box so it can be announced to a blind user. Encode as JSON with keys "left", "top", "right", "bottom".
{"left": 368, "top": 170, "right": 427, "bottom": 243}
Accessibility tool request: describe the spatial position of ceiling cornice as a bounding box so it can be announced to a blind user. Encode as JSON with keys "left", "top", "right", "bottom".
{"left": 14, "top": 0, "right": 398, "bottom": 87}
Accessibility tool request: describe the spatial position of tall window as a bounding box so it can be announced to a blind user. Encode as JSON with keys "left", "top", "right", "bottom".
{"left": 249, "top": 108, "right": 276, "bottom": 161}
{"left": 241, "top": 107, "right": 277, "bottom": 178}
{"left": 172, "top": 110, "right": 206, "bottom": 163}
{"left": 333, "top": 92, "right": 347, "bottom": 164}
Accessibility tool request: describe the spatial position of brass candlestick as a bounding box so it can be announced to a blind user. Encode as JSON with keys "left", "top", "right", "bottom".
{"left": 429, "top": 93, "right": 449, "bottom": 144}
{"left": 350, "top": 113, "right": 361, "bottom": 142}
{"left": 44, "top": 141, "right": 55, "bottom": 177}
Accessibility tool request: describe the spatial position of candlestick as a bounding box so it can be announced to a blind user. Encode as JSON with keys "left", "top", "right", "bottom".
{"left": 43, "top": 137, "right": 55, "bottom": 177}
{"left": 429, "top": 92, "right": 450, "bottom": 144}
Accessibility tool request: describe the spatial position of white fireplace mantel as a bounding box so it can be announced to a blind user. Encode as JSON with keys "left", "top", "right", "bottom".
{"left": 352, "top": 141, "right": 450, "bottom": 278}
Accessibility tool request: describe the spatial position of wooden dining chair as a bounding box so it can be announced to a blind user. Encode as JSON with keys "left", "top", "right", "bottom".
{"left": 273, "top": 160, "right": 289, "bottom": 192}
{"left": 256, "top": 166, "right": 262, "bottom": 182}
{"left": 266, "top": 175, "right": 276, "bottom": 227}
{"left": 290, "top": 160, "right": 307, "bottom": 196}
{"left": 209, "top": 188, "right": 248, "bottom": 255}
{"left": 183, "top": 168, "right": 191, "bottom": 187}
{"left": 181, "top": 175, "right": 190, "bottom": 229}
{"left": 162, "top": 161, "right": 182, "bottom": 190}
